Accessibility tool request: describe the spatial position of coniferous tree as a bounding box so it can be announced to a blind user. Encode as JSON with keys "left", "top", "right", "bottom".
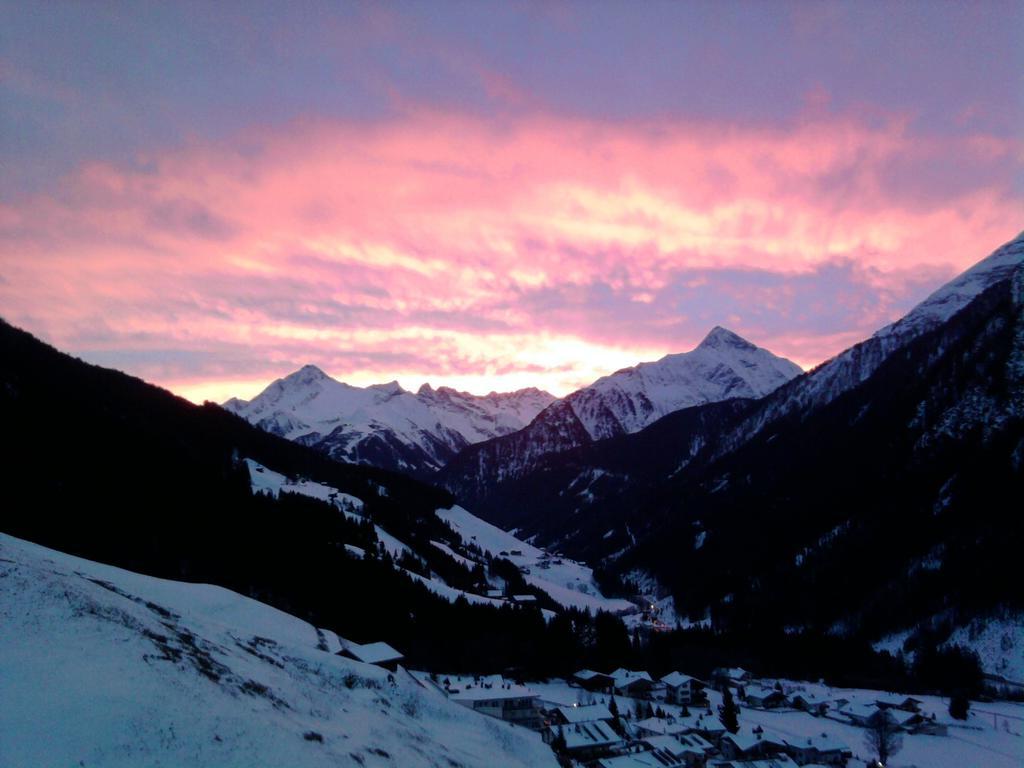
{"left": 720, "top": 688, "right": 740, "bottom": 733}
{"left": 949, "top": 692, "right": 970, "bottom": 721}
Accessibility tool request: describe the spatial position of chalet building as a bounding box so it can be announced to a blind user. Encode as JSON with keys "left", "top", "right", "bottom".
{"left": 546, "top": 719, "right": 624, "bottom": 760}
{"left": 635, "top": 716, "right": 692, "bottom": 739}
{"left": 711, "top": 667, "right": 750, "bottom": 690}
{"left": 874, "top": 695, "right": 923, "bottom": 713}
{"left": 837, "top": 701, "right": 877, "bottom": 727}
{"left": 781, "top": 733, "right": 851, "bottom": 766}
{"left": 612, "top": 668, "right": 656, "bottom": 698}
{"left": 790, "top": 694, "right": 827, "bottom": 716}
{"left": 742, "top": 685, "right": 787, "bottom": 709}
{"left": 674, "top": 711, "right": 727, "bottom": 742}
{"left": 319, "top": 630, "right": 404, "bottom": 671}
{"left": 719, "top": 731, "right": 787, "bottom": 761}
{"left": 642, "top": 734, "right": 716, "bottom": 767}
{"left": 573, "top": 669, "right": 616, "bottom": 692}
{"left": 550, "top": 702, "right": 614, "bottom": 726}
{"left": 661, "top": 672, "right": 708, "bottom": 705}
{"left": 432, "top": 674, "right": 541, "bottom": 728}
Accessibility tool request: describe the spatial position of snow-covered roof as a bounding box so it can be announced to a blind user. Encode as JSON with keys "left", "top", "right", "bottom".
{"left": 557, "top": 703, "right": 613, "bottom": 723}
{"left": 661, "top": 671, "right": 701, "bottom": 687}
{"left": 612, "top": 668, "right": 653, "bottom": 686}
{"left": 441, "top": 674, "right": 539, "bottom": 702}
{"left": 556, "top": 720, "right": 622, "bottom": 750}
{"left": 573, "top": 668, "right": 610, "bottom": 680}
{"left": 782, "top": 733, "right": 850, "bottom": 753}
{"left": 745, "top": 685, "right": 785, "bottom": 700}
{"left": 327, "top": 633, "right": 402, "bottom": 665}
{"left": 642, "top": 733, "right": 714, "bottom": 756}
{"left": 635, "top": 716, "right": 690, "bottom": 736}
{"left": 839, "top": 701, "right": 879, "bottom": 720}
{"left": 722, "top": 730, "right": 786, "bottom": 753}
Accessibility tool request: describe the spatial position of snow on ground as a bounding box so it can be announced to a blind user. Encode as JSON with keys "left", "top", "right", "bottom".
{"left": 528, "top": 677, "right": 1024, "bottom": 768}
{"left": 0, "top": 533, "right": 558, "bottom": 768}
{"left": 437, "top": 505, "right": 636, "bottom": 615}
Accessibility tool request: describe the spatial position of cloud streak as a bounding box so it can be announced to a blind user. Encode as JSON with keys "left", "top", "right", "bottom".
{"left": 1, "top": 109, "right": 1020, "bottom": 401}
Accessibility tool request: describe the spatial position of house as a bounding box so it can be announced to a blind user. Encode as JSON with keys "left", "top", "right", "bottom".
{"left": 790, "top": 694, "right": 827, "bottom": 716}
{"left": 661, "top": 672, "right": 708, "bottom": 705}
{"left": 511, "top": 594, "right": 537, "bottom": 604}
{"left": 743, "top": 685, "right": 787, "bottom": 709}
{"left": 838, "top": 701, "right": 878, "bottom": 727}
{"left": 612, "top": 668, "right": 656, "bottom": 698}
{"left": 675, "top": 711, "right": 727, "bottom": 741}
{"left": 642, "top": 734, "right": 716, "bottom": 767}
{"left": 875, "top": 695, "right": 923, "bottom": 713}
{"left": 719, "top": 731, "right": 787, "bottom": 761}
{"left": 551, "top": 702, "right": 614, "bottom": 726}
{"left": 781, "top": 733, "right": 851, "bottom": 766}
{"left": 635, "top": 716, "right": 692, "bottom": 738}
{"left": 319, "top": 630, "right": 404, "bottom": 671}
{"left": 434, "top": 674, "right": 541, "bottom": 728}
{"left": 573, "top": 669, "right": 616, "bottom": 692}
{"left": 547, "top": 719, "right": 625, "bottom": 760}
{"left": 712, "top": 667, "right": 750, "bottom": 690}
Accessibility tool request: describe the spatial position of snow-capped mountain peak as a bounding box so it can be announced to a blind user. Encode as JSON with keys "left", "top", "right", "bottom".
{"left": 224, "top": 369, "right": 555, "bottom": 476}
{"left": 565, "top": 327, "right": 802, "bottom": 439}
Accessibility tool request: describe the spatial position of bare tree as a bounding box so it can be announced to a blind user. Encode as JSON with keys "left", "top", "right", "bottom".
{"left": 863, "top": 711, "right": 903, "bottom": 766}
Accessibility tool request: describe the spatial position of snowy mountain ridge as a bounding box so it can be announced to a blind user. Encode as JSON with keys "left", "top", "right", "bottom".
{"left": 224, "top": 369, "right": 555, "bottom": 476}
{"left": 720, "top": 231, "right": 1024, "bottom": 454}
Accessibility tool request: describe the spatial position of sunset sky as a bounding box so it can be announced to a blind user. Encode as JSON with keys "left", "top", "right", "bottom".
{"left": 1, "top": 2, "right": 1022, "bottom": 402}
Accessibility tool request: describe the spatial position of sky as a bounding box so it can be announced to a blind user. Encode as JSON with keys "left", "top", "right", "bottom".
{"left": 1, "top": 1, "right": 1022, "bottom": 403}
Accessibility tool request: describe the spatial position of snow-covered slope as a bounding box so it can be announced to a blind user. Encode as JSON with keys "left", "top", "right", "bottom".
{"left": 0, "top": 533, "right": 558, "bottom": 768}
{"left": 566, "top": 326, "right": 802, "bottom": 440}
{"left": 723, "top": 231, "right": 1024, "bottom": 452}
{"left": 437, "top": 505, "right": 636, "bottom": 615}
{"left": 244, "top": 458, "right": 631, "bottom": 616}
{"left": 224, "top": 368, "right": 554, "bottom": 476}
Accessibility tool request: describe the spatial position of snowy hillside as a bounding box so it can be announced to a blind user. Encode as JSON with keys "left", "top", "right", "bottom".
{"left": 245, "top": 459, "right": 633, "bottom": 616}
{"left": 0, "top": 533, "right": 558, "bottom": 768}
{"left": 436, "top": 505, "right": 636, "bottom": 615}
{"left": 224, "top": 366, "right": 554, "bottom": 476}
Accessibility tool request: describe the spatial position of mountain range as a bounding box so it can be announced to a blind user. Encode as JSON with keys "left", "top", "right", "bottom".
{"left": 226, "top": 325, "right": 802, "bottom": 482}
{"left": 224, "top": 369, "right": 555, "bottom": 477}
{"left": 214, "top": 232, "right": 1024, "bottom": 676}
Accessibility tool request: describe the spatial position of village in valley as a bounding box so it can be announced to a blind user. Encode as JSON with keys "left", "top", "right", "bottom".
{"left": 319, "top": 620, "right": 1022, "bottom": 768}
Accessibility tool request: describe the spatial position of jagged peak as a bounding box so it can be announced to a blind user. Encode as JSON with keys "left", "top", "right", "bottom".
{"left": 696, "top": 325, "right": 756, "bottom": 352}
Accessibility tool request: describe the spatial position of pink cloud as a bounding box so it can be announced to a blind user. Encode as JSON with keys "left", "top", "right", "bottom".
{"left": 0, "top": 110, "right": 1020, "bottom": 401}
